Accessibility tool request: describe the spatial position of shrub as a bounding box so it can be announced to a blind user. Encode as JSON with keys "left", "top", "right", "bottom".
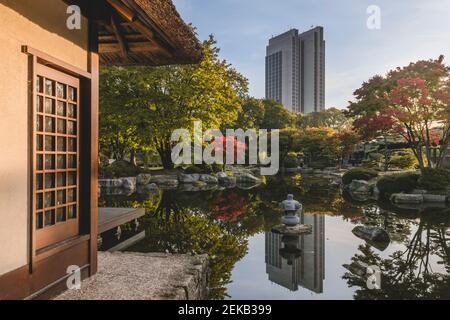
{"left": 418, "top": 168, "right": 450, "bottom": 192}
{"left": 184, "top": 165, "right": 204, "bottom": 174}
{"left": 283, "top": 155, "right": 299, "bottom": 168}
{"left": 342, "top": 168, "right": 379, "bottom": 185}
{"left": 100, "top": 160, "right": 144, "bottom": 178}
{"left": 184, "top": 164, "right": 223, "bottom": 174}
{"left": 389, "top": 150, "right": 418, "bottom": 170}
{"left": 377, "top": 172, "right": 420, "bottom": 197}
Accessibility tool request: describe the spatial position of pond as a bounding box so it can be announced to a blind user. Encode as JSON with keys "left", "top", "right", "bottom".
{"left": 99, "top": 175, "right": 450, "bottom": 300}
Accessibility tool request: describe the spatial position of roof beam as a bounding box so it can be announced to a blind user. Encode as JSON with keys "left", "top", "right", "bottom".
{"left": 106, "top": 0, "right": 135, "bottom": 22}
{"left": 99, "top": 41, "right": 162, "bottom": 54}
{"left": 110, "top": 17, "right": 128, "bottom": 58}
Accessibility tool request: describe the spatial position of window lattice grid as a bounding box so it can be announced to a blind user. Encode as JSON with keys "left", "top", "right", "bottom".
{"left": 35, "top": 75, "right": 78, "bottom": 231}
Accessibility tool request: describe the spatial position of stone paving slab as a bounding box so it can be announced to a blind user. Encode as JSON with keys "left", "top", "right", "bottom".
{"left": 54, "top": 252, "right": 209, "bottom": 300}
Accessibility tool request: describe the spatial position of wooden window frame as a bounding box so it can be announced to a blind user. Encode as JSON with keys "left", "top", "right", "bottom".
{"left": 22, "top": 45, "right": 99, "bottom": 275}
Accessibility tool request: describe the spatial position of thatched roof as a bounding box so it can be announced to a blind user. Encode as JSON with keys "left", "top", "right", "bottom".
{"left": 94, "top": 0, "right": 203, "bottom": 66}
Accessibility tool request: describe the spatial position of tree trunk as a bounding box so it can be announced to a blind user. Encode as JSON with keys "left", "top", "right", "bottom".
{"left": 383, "top": 136, "right": 389, "bottom": 172}
{"left": 130, "top": 149, "right": 137, "bottom": 166}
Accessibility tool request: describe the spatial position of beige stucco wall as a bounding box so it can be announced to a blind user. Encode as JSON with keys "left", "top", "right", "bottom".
{"left": 0, "top": 0, "right": 88, "bottom": 276}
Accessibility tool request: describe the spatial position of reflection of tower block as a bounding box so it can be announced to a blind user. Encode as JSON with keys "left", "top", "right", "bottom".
{"left": 279, "top": 235, "right": 302, "bottom": 266}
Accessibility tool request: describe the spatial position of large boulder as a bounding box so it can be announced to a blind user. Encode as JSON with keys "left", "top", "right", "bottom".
{"left": 178, "top": 173, "right": 201, "bottom": 184}
{"left": 150, "top": 175, "right": 179, "bottom": 189}
{"left": 235, "top": 172, "right": 261, "bottom": 185}
{"left": 391, "top": 193, "right": 424, "bottom": 204}
{"left": 121, "top": 177, "right": 137, "bottom": 190}
{"left": 179, "top": 181, "right": 218, "bottom": 192}
{"left": 348, "top": 180, "right": 371, "bottom": 194}
{"left": 352, "top": 226, "right": 390, "bottom": 251}
{"left": 200, "top": 174, "right": 219, "bottom": 185}
{"left": 217, "top": 172, "right": 237, "bottom": 187}
{"left": 98, "top": 178, "right": 123, "bottom": 188}
{"left": 423, "top": 194, "right": 447, "bottom": 203}
{"left": 136, "top": 173, "right": 152, "bottom": 186}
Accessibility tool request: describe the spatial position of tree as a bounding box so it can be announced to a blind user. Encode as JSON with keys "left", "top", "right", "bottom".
{"left": 346, "top": 75, "right": 395, "bottom": 119}
{"left": 353, "top": 109, "right": 404, "bottom": 171}
{"left": 335, "top": 129, "right": 360, "bottom": 164}
{"left": 386, "top": 75, "right": 450, "bottom": 169}
{"left": 260, "top": 99, "right": 296, "bottom": 130}
{"left": 297, "top": 127, "right": 341, "bottom": 168}
{"left": 298, "top": 107, "right": 352, "bottom": 131}
{"left": 278, "top": 128, "right": 302, "bottom": 167}
{"left": 100, "top": 35, "right": 248, "bottom": 169}
{"left": 100, "top": 67, "right": 146, "bottom": 163}
{"left": 348, "top": 56, "right": 450, "bottom": 170}
{"left": 234, "top": 97, "right": 265, "bottom": 130}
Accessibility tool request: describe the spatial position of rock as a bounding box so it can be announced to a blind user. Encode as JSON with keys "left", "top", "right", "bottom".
{"left": 371, "top": 186, "right": 380, "bottom": 200}
{"left": 235, "top": 172, "right": 261, "bottom": 185}
{"left": 178, "top": 173, "right": 201, "bottom": 184}
{"left": 299, "top": 168, "right": 314, "bottom": 174}
{"left": 348, "top": 180, "right": 371, "bottom": 194}
{"left": 199, "top": 174, "right": 218, "bottom": 184}
{"left": 391, "top": 193, "right": 424, "bottom": 204}
{"left": 121, "top": 177, "right": 137, "bottom": 190}
{"left": 179, "top": 182, "right": 218, "bottom": 192}
{"left": 271, "top": 224, "right": 312, "bottom": 236}
{"left": 217, "top": 172, "right": 237, "bottom": 187}
{"left": 150, "top": 175, "right": 178, "bottom": 185}
{"left": 352, "top": 226, "right": 390, "bottom": 251}
{"left": 136, "top": 173, "right": 152, "bottom": 186}
{"left": 144, "top": 183, "right": 159, "bottom": 191}
{"left": 412, "top": 189, "right": 428, "bottom": 195}
{"left": 98, "top": 178, "right": 123, "bottom": 188}
{"left": 423, "top": 194, "right": 447, "bottom": 203}
{"left": 102, "top": 187, "right": 134, "bottom": 196}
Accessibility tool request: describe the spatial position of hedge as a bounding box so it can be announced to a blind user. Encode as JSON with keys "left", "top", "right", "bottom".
{"left": 377, "top": 172, "right": 420, "bottom": 197}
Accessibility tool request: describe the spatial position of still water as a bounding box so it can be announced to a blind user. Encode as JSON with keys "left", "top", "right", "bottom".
{"left": 99, "top": 175, "right": 450, "bottom": 300}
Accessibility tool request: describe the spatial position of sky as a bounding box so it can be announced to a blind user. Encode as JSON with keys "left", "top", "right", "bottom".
{"left": 173, "top": 0, "right": 450, "bottom": 109}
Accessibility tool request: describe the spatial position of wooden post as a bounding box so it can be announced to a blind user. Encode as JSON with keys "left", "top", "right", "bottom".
{"left": 88, "top": 11, "right": 99, "bottom": 276}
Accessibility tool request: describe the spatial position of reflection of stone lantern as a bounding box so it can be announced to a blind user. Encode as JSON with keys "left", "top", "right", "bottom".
{"left": 279, "top": 235, "right": 302, "bottom": 266}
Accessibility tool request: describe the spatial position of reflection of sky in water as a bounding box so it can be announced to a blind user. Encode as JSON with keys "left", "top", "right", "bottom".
{"left": 101, "top": 176, "right": 450, "bottom": 300}
{"left": 227, "top": 215, "right": 448, "bottom": 300}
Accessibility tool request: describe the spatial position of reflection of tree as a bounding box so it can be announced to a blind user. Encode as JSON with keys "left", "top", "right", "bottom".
{"left": 130, "top": 206, "right": 248, "bottom": 299}
{"left": 212, "top": 193, "right": 247, "bottom": 222}
{"left": 358, "top": 205, "right": 413, "bottom": 244}
{"left": 343, "top": 217, "right": 450, "bottom": 299}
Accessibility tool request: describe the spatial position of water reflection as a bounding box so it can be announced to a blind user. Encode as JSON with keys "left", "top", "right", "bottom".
{"left": 99, "top": 175, "right": 450, "bottom": 300}
{"left": 265, "top": 213, "right": 325, "bottom": 293}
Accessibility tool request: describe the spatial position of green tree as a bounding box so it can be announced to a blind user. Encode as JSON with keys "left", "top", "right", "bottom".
{"left": 100, "top": 35, "right": 248, "bottom": 169}
{"left": 298, "top": 107, "right": 352, "bottom": 131}
{"left": 297, "top": 127, "right": 342, "bottom": 168}
{"left": 234, "top": 97, "right": 265, "bottom": 130}
{"left": 260, "top": 99, "right": 296, "bottom": 130}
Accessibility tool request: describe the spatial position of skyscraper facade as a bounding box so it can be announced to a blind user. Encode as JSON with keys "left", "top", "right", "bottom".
{"left": 265, "top": 27, "right": 325, "bottom": 114}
